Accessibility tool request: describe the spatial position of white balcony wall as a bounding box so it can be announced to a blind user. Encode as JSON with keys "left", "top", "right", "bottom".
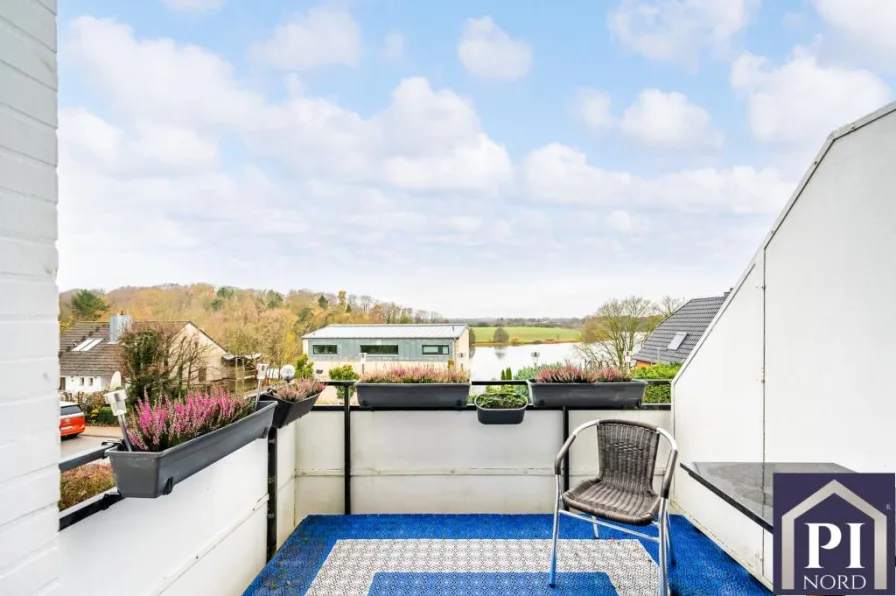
{"left": 59, "top": 440, "right": 272, "bottom": 596}
{"left": 671, "top": 101, "right": 896, "bottom": 589}
{"left": 295, "top": 408, "right": 672, "bottom": 518}
{"left": 0, "top": 1, "right": 60, "bottom": 594}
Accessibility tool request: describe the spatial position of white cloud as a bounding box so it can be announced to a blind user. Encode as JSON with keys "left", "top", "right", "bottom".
{"left": 160, "top": 0, "right": 224, "bottom": 13}
{"left": 457, "top": 17, "right": 532, "bottom": 80}
{"left": 812, "top": 0, "right": 896, "bottom": 64}
{"left": 608, "top": 209, "right": 633, "bottom": 232}
{"left": 521, "top": 143, "right": 793, "bottom": 215}
{"left": 575, "top": 90, "right": 613, "bottom": 129}
{"left": 383, "top": 32, "right": 404, "bottom": 60}
{"left": 249, "top": 7, "right": 362, "bottom": 70}
{"left": 619, "top": 89, "right": 722, "bottom": 148}
{"left": 608, "top": 0, "right": 755, "bottom": 69}
{"left": 730, "top": 46, "right": 891, "bottom": 145}
{"left": 65, "top": 17, "right": 512, "bottom": 196}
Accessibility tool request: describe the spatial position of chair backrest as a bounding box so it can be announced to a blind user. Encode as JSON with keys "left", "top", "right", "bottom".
{"left": 595, "top": 419, "right": 660, "bottom": 494}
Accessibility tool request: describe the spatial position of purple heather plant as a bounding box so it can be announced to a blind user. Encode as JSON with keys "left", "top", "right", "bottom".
{"left": 359, "top": 365, "right": 470, "bottom": 384}
{"left": 126, "top": 388, "right": 254, "bottom": 452}
{"left": 533, "top": 363, "right": 631, "bottom": 383}
{"left": 273, "top": 379, "right": 325, "bottom": 402}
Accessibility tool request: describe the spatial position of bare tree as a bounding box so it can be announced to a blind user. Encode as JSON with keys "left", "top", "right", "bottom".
{"left": 658, "top": 295, "right": 686, "bottom": 320}
{"left": 575, "top": 296, "right": 657, "bottom": 372}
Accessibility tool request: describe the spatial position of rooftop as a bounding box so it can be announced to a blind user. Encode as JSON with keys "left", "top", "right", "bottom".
{"left": 59, "top": 322, "right": 120, "bottom": 376}
{"left": 303, "top": 324, "right": 468, "bottom": 340}
{"left": 633, "top": 296, "right": 726, "bottom": 365}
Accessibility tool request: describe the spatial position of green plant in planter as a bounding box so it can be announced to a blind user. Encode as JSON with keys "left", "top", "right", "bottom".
{"left": 476, "top": 385, "right": 527, "bottom": 409}
{"left": 328, "top": 364, "right": 359, "bottom": 399}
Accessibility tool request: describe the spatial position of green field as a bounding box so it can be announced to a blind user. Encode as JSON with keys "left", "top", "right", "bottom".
{"left": 472, "top": 326, "right": 581, "bottom": 345}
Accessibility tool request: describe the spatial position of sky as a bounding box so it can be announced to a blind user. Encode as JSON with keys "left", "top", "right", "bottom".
{"left": 56, "top": 0, "right": 896, "bottom": 317}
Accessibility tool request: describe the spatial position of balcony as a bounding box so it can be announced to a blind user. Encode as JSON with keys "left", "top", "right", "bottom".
{"left": 57, "top": 380, "right": 774, "bottom": 595}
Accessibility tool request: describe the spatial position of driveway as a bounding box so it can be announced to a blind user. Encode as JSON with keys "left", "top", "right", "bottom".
{"left": 60, "top": 434, "right": 117, "bottom": 462}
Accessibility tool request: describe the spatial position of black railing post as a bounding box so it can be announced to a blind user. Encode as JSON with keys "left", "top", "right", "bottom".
{"left": 266, "top": 425, "right": 278, "bottom": 561}
{"left": 343, "top": 383, "right": 352, "bottom": 514}
{"left": 562, "top": 406, "right": 570, "bottom": 492}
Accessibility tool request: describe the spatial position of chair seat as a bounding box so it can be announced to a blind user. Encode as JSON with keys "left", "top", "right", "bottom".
{"left": 562, "top": 477, "right": 661, "bottom": 526}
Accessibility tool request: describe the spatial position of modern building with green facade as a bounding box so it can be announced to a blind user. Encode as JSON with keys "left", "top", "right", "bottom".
{"left": 301, "top": 324, "right": 471, "bottom": 375}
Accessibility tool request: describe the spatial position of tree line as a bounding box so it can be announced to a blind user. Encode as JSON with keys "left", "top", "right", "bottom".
{"left": 59, "top": 284, "right": 445, "bottom": 367}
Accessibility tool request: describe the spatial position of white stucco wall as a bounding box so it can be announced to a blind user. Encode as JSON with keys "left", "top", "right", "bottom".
{"left": 62, "top": 375, "right": 110, "bottom": 393}
{"left": 671, "top": 102, "right": 896, "bottom": 588}
{"left": 294, "top": 408, "right": 672, "bottom": 518}
{"left": 0, "top": 1, "right": 60, "bottom": 594}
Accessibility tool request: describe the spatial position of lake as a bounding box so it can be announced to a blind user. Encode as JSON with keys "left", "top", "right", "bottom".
{"left": 470, "top": 342, "right": 583, "bottom": 381}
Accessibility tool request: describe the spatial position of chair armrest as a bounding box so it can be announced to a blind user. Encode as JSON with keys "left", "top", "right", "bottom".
{"left": 554, "top": 434, "right": 577, "bottom": 475}
{"left": 553, "top": 419, "right": 603, "bottom": 475}
{"left": 657, "top": 428, "right": 679, "bottom": 499}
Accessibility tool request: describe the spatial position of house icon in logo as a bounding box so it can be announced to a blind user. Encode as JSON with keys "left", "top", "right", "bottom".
{"left": 780, "top": 480, "right": 889, "bottom": 591}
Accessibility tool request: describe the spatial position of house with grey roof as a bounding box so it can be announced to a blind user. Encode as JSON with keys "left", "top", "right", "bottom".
{"left": 632, "top": 295, "right": 728, "bottom": 366}
{"left": 302, "top": 324, "right": 471, "bottom": 376}
{"left": 59, "top": 314, "right": 230, "bottom": 394}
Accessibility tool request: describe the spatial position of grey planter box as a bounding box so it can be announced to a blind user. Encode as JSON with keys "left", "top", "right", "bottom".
{"left": 355, "top": 383, "right": 470, "bottom": 408}
{"left": 260, "top": 390, "right": 321, "bottom": 429}
{"left": 108, "top": 401, "right": 275, "bottom": 498}
{"left": 527, "top": 379, "right": 646, "bottom": 408}
{"left": 474, "top": 396, "right": 526, "bottom": 425}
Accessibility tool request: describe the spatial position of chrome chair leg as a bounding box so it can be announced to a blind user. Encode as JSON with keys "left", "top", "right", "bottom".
{"left": 665, "top": 508, "right": 675, "bottom": 566}
{"left": 658, "top": 500, "right": 670, "bottom": 596}
{"left": 549, "top": 487, "right": 561, "bottom": 587}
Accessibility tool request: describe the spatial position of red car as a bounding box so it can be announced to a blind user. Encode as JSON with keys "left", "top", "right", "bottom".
{"left": 60, "top": 401, "right": 86, "bottom": 438}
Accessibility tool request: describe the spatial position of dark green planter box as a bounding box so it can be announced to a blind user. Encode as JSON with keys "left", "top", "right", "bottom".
{"left": 474, "top": 396, "right": 526, "bottom": 425}
{"left": 260, "top": 390, "right": 321, "bottom": 429}
{"left": 526, "top": 379, "right": 646, "bottom": 408}
{"left": 108, "top": 401, "right": 275, "bottom": 498}
{"left": 355, "top": 383, "right": 470, "bottom": 408}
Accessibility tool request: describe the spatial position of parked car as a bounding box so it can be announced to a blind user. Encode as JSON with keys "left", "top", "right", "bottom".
{"left": 60, "top": 401, "right": 85, "bottom": 438}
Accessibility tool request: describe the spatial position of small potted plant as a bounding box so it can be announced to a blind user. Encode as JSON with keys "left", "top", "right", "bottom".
{"left": 107, "top": 389, "right": 275, "bottom": 498}
{"left": 474, "top": 385, "right": 528, "bottom": 425}
{"left": 527, "top": 363, "right": 646, "bottom": 408}
{"left": 260, "top": 379, "right": 326, "bottom": 429}
{"left": 355, "top": 366, "right": 470, "bottom": 408}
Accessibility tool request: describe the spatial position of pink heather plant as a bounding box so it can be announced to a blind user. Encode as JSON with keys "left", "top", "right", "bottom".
{"left": 126, "top": 388, "right": 254, "bottom": 452}
{"left": 360, "top": 365, "right": 470, "bottom": 384}
{"left": 534, "top": 364, "right": 631, "bottom": 384}
{"left": 273, "top": 379, "right": 325, "bottom": 402}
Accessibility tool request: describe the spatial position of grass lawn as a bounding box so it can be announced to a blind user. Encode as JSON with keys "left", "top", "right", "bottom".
{"left": 472, "top": 326, "right": 581, "bottom": 344}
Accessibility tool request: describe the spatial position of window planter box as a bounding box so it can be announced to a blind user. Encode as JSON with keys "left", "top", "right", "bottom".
{"left": 526, "top": 379, "right": 647, "bottom": 408}
{"left": 259, "top": 389, "right": 321, "bottom": 429}
{"left": 355, "top": 383, "right": 470, "bottom": 408}
{"left": 474, "top": 395, "right": 527, "bottom": 425}
{"left": 107, "top": 401, "right": 276, "bottom": 498}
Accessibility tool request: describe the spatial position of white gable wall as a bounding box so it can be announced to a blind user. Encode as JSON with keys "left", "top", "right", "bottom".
{"left": 671, "top": 103, "right": 896, "bottom": 587}
{"left": 0, "top": 1, "right": 60, "bottom": 594}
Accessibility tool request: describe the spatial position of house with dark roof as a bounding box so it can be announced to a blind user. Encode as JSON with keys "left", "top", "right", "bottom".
{"left": 59, "top": 314, "right": 230, "bottom": 393}
{"left": 632, "top": 295, "right": 728, "bottom": 367}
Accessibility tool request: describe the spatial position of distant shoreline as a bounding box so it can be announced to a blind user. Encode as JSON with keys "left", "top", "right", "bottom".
{"left": 473, "top": 339, "right": 581, "bottom": 347}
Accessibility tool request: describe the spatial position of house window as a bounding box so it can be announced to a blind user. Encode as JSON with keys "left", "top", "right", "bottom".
{"left": 198, "top": 367, "right": 207, "bottom": 383}
{"left": 88, "top": 377, "right": 94, "bottom": 386}
{"left": 667, "top": 332, "right": 688, "bottom": 350}
{"left": 59, "top": 377, "right": 65, "bottom": 390}
{"left": 422, "top": 345, "right": 449, "bottom": 355}
{"left": 313, "top": 345, "right": 338, "bottom": 355}
{"left": 79, "top": 377, "right": 85, "bottom": 386}
{"left": 360, "top": 345, "right": 399, "bottom": 355}
{"left": 72, "top": 338, "right": 102, "bottom": 351}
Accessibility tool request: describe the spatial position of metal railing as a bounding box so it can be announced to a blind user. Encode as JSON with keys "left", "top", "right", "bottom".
{"left": 57, "top": 378, "right": 672, "bottom": 544}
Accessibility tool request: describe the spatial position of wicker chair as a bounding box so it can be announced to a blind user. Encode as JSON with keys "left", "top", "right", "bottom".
{"left": 549, "top": 419, "right": 679, "bottom": 596}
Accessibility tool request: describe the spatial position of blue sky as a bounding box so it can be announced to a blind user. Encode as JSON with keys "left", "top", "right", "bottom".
{"left": 56, "top": 0, "right": 896, "bottom": 316}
